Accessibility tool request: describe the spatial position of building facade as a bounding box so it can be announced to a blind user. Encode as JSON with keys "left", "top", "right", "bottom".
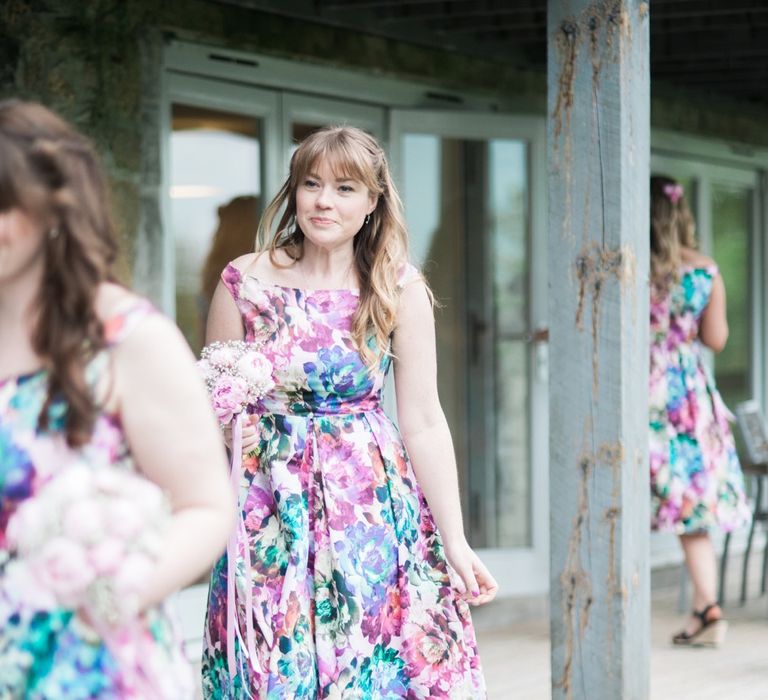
{"left": 3, "top": 1, "right": 767, "bottom": 634}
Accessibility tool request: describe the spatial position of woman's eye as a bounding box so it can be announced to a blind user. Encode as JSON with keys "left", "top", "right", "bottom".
{"left": 304, "top": 179, "right": 318, "bottom": 188}
{"left": 339, "top": 185, "right": 354, "bottom": 193}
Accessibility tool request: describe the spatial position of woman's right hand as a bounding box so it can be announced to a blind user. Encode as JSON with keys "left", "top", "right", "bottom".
{"left": 223, "top": 415, "right": 260, "bottom": 455}
{"left": 444, "top": 538, "right": 499, "bottom": 607}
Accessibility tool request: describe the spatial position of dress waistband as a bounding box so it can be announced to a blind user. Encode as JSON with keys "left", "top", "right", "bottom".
{"left": 255, "top": 399, "right": 383, "bottom": 418}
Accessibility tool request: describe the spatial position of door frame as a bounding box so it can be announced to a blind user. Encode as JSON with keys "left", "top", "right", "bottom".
{"left": 159, "top": 72, "right": 281, "bottom": 316}
{"left": 390, "top": 110, "right": 549, "bottom": 596}
{"left": 280, "top": 92, "right": 386, "bottom": 156}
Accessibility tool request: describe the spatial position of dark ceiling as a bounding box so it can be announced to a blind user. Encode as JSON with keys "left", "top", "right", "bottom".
{"left": 235, "top": 0, "right": 768, "bottom": 107}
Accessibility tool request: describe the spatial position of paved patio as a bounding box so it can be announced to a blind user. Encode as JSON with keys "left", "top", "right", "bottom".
{"left": 187, "top": 566, "right": 768, "bottom": 699}
{"left": 477, "top": 587, "right": 768, "bottom": 699}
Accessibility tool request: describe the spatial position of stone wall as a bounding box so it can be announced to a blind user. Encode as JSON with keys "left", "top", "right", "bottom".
{"left": 2, "top": 0, "right": 766, "bottom": 292}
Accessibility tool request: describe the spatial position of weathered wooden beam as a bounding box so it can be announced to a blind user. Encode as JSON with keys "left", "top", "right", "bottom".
{"left": 548, "top": 1, "right": 650, "bottom": 699}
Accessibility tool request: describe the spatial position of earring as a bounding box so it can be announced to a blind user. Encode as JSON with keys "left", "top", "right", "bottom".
{"left": 48, "top": 227, "right": 60, "bottom": 240}
{"left": 365, "top": 214, "right": 371, "bottom": 225}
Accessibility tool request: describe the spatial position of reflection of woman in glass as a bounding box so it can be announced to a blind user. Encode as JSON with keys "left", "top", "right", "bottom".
{"left": 200, "top": 195, "right": 260, "bottom": 337}
{"left": 202, "top": 126, "right": 497, "bottom": 697}
{"left": 648, "top": 175, "right": 750, "bottom": 647}
{"left": 0, "top": 100, "right": 234, "bottom": 696}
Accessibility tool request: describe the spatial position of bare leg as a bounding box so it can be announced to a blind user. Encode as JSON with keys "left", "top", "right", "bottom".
{"left": 679, "top": 532, "right": 722, "bottom": 634}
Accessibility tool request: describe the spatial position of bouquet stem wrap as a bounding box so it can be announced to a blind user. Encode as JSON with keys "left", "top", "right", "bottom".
{"left": 226, "top": 414, "right": 261, "bottom": 679}
{"left": 197, "top": 339, "right": 275, "bottom": 680}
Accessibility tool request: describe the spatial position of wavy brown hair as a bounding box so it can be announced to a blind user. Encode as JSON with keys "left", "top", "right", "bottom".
{"left": 650, "top": 174, "right": 697, "bottom": 292}
{"left": 258, "top": 126, "right": 421, "bottom": 367}
{"left": 0, "top": 100, "right": 118, "bottom": 447}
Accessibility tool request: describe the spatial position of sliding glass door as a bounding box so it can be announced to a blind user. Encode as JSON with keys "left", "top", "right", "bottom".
{"left": 391, "top": 112, "right": 549, "bottom": 595}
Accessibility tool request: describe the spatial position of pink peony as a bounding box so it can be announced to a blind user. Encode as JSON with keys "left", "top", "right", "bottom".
{"left": 36, "top": 536, "right": 96, "bottom": 604}
{"left": 88, "top": 537, "right": 126, "bottom": 575}
{"left": 211, "top": 375, "right": 249, "bottom": 423}
{"left": 62, "top": 498, "right": 105, "bottom": 544}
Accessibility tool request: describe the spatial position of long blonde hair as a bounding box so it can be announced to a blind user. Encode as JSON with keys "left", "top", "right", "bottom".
{"left": 258, "top": 126, "right": 415, "bottom": 367}
{"left": 650, "top": 174, "right": 697, "bottom": 291}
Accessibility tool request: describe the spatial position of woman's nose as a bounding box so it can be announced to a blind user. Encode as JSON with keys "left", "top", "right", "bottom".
{"left": 315, "top": 185, "right": 333, "bottom": 208}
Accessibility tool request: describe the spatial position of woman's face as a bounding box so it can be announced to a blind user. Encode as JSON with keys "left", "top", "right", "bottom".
{"left": 295, "top": 158, "right": 377, "bottom": 253}
{"left": 0, "top": 208, "right": 47, "bottom": 290}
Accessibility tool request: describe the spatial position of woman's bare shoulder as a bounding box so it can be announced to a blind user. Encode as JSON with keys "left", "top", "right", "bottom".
{"left": 228, "top": 252, "right": 261, "bottom": 275}
{"left": 94, "top": 282, "right": 144, "bottom": 320}
{"left": 680, "top": 247, "right": 715, "bottom": 269}
{"left": 231, "top": 250, "right": 293, "bottom": 277}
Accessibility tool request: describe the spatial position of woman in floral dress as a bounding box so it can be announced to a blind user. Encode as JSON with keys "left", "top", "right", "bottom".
{"left": 649, "top": 175, "right": 751, "bottom": 647}
{"left": 202, "top": 126, "right": 497, "bottom": 698}
{"left": 0, "top": 100, "right": 233, "bottom": 697}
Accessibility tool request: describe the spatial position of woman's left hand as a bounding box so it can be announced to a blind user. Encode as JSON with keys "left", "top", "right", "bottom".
{"left": 444, "top": 539, "right": 499, "bottom": 606}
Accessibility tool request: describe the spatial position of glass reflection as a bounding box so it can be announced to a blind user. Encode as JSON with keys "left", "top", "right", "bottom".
{"left": 171, "top": 104, "right": 262, "bottom": 353}
{"left": 401, "top": 133, "right": 530, "bottom": 548}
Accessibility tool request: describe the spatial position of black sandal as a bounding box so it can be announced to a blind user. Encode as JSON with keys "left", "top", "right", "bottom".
{"left": 672, "top": 603, "right": 728, "bottom": 647}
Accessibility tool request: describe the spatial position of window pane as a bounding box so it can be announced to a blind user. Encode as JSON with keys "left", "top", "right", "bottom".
{"left": 400, "top": 133, "right": 531, "bottom": 549}
{"left": 171, "top": 104, "right": 262, "bottom": 353}
{"left": 401, "top": 134, "right": 470, "bottom": 522}
{"left": 491, "top": 140, "right": 530, "bottom": 547}
{"left": 711, "top": 183, "right": 752, "bottom": 408}
{"left": 491, "top": 141, "right": 528, "bottom": 334}
{"left": 495, "top": 340, "right": 530, "bottom": 546}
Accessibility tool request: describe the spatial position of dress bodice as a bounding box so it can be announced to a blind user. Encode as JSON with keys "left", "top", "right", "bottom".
{"left": 0, "top": 301, "right": 152, "bottom": 549}
{"left": 650, "top": 264, "right": 717, "bottom": 357}
{"left": 221, "top": 263, "right": 393, "bottom": 417}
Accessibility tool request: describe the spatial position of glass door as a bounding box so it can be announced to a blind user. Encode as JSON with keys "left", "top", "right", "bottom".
{"left": 390, "top": 111, "right": 548, "bottom": 595}
{"left": 163, "top": 75, "right": 280, "bottom": 353}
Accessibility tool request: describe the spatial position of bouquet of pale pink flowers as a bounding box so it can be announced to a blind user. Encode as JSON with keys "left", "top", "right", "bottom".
{"left": 197, "top": 339, "right": 273, "bottom": 677}
{"left": 198, "top": 340, "right": 274, "bottom": 424}
{"left": 4, "top": 463, "right": 169, "bottom": 627}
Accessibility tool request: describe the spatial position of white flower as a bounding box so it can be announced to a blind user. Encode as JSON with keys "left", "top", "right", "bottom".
{"left": 196, "top": 358, "right": 213, "bottom": 382}
{"left": 237, "top": 352, "right": 274, "bottom": 401}
{"left": 208, "top": 344, "right": 239, "bottom": 369}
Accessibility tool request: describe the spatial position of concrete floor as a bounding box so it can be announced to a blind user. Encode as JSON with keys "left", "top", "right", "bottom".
{"left": 186, "top": 565, "right": 768, "bottom": 699}
{"left": 477, "top": 587, "right": 768, "bottom": 699}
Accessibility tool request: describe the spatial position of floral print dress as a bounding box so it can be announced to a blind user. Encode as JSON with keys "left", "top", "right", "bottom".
{"left": 0, "top": 300, "right": 193, "bottom": 699}
{"left": 202, "top": 263, "right": 485, "bottom": 700}
{"left": 649, "top": 264, "right": 751, "bottom": 533}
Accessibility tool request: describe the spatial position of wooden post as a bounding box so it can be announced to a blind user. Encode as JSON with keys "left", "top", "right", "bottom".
{"left": 547, "top": 1, "right": 650, "bottom": 698}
